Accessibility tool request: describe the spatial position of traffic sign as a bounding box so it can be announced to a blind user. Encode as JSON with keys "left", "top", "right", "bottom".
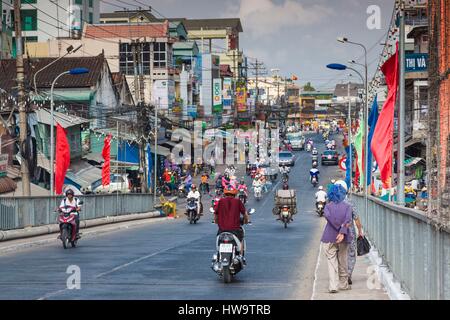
{"left": 339, "top": 157, "right": 347, "bottom": 171}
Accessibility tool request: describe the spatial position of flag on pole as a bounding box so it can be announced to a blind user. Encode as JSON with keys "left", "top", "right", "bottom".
{"left": 353, "top": 117, "right": 364, "bottom": 187}
{"left": 101, "top": 134, "right": 112, "bottom": 187}
{"left": 371, "top": 44, "right": 399, "bottom": 188}
{"left": 367, "top": 95, "right": 379, "bottom": 186}
{"left": 146, "top": 143, "right": 153, "bottom": 189}
{"left": 55, "top": 123, "right": 71, "bottom": 195}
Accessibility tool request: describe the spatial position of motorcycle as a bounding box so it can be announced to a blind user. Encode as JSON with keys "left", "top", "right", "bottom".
{"left": 250, "top": 168, "right": 257, "bottom": 179}
{"left": 282, "top": 179, "right": 289, "bottom": 190}
{"left": 246, "top": 163, "right": 252, "bottom": 176}
{"left": 312, "top": 160, "right": 318, "bottom": 168}
{"left": 316, "top": 201, "right": 325, "bottom": 217}
{"left": 282, "top": 172, "right": 289, "bottom": 181}
{"left": 253, "top": 185, "right": 262, "bottom": 201}
{"left": 306, "top": 144, "right": 312, "bottom": 152}
{"left": 57, "top": 201, "right": 83, "bottom": 249}
{"left": 311, "top": 176, "right": 318, "bottom": 187}
{"left": 211, "top": 208, "right": 255, "bottom": 283}
{"left": 279, "top": 205, "right": 292, "bottom": 228}
{"left": 238, "top": 189, "right": 247, "bottom": 205}
{"left": 178, "top": 183, "right": 187, "bottom": 198}
{"left": 156, "top": 179, "right": 172, "bottom": 196}
{"left": 185, "top": 197, "right": 200, "bottom": 224}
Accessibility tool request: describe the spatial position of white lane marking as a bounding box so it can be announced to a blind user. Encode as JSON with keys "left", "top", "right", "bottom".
{"left": 311, "top": 241, "right": 323, "bottom": 300}
{"left": 37, "top": 288, "right": 69, "bottom": 301}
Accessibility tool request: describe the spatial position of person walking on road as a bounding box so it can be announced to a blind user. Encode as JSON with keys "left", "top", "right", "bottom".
{"left": 321, "top": 184, "right": 353, "bottom": 293}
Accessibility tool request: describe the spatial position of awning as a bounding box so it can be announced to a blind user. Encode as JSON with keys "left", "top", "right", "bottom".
{"left": 83, "top": 152, "right": 105, "bottom": 164}
{"left": 405, "top": 157, "right": 425, "bottom": 167}
{"left": 0, "top": 176, "right": 17, "bottom": 194}
{"left": 64, "top": 160, "right": 102, "bottom": 189}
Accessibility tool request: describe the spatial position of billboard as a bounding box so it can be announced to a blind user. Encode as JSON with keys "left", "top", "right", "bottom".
{"left": 152, "top": 80, "right": 175, "bottom": 110}
{"left": 213, "top": 78, "right": 222, "bottom": 113}
{"left": 223, "top": 78, "right": 232, "bottom": 110}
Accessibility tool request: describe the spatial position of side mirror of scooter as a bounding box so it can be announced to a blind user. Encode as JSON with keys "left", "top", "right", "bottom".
{"left": 78, "top": 200, "right": 84, "bottom": 205}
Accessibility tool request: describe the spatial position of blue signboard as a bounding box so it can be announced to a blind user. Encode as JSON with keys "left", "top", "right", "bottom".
{"left": 187, "top": 105, "right": 197, "bottom": 118}
{"left": 405, "top": 53, "right": 428, "bottom": 72}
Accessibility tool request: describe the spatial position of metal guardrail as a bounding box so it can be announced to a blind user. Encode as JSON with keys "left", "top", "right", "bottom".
{"left": 0, "top": 194, "right": 154, "bottom": 231}
{"left": 352, "top": 194, "right": 450, "bottom": 300}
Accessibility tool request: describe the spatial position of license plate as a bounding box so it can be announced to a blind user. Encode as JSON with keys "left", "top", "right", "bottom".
{"left": 282, "top": 211, "right": 289, "bottom": 217}
{"left": 219, "top": 243, "right": 233, "bottom": 253}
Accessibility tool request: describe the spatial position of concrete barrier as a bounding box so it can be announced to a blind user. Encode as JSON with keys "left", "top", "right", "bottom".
{"left": 0, "top": 211, "right": 163, "bottom": 242}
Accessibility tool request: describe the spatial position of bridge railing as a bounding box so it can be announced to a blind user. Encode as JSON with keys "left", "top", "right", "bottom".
{"left": 0, "top": 194, "right": 155, "bottom": 231}
{"left": 352, "top": 193, "right": 450, "bottom": 300}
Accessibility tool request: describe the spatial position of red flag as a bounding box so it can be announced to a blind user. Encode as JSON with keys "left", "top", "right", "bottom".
{"left": 55, "top": 123, "right": 71, "bottom": 195}
{"left": 102, "top": 134, "right": 112, "bottom": 186}
{"left": 371, "top": 44, "right": 399, "bottom": 189}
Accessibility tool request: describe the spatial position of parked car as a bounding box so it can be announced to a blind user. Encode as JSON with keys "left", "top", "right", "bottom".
{"left": 83, "top": 174, "right": 132, "bottom": 194}
{"left": 279, "top": 151, "right": 295, "bottom": 166}
{"left": 321, "top": 150, "right": 339, "bottom": 166}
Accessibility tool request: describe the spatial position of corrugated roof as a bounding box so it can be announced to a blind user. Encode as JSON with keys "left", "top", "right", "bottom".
{"left": 35, "top": 108, "right": 90, "bottom": 129}
{"left": 0, "top": 176, "right": 17, "bottom": 194}
{"left": 0, "top": 55, "right": 105, "bottom": 91}
{"left": 100, "top": 10, "right": 157, "bottom": 21}
{"left": 85, "top": 23, "right": 168, "bottom": 39}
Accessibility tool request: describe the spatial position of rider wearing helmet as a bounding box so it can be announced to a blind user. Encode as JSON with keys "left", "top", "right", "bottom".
{"left": 310, "top": 167, "right": 320, "bottom": 183}
{"left": 315, "top": 186, "right": 328, "bottom": 208}
{"left": 187, "top": 184, "right": 202, "bottom": 216}
{"left": 58, "top": 189, "right": 82, "bottom": 239}
{"left": 214, "top": 185, "right": 249, "bottom": 256}
{"left": 237, "top": 179, "right": 248, "bottom": 197}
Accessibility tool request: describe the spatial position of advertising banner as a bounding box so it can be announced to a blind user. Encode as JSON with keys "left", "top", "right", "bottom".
{"left": 213, "top": 78, "right": 223, "bottom": 113}
{"left": 223, "top": 78, "right": 232, "bottom": 110}
{"left": 236, "top": 86, "right": 247, "bottom": 112}
{"left": 187, "top": 105, "right": 197, "bottom": 118}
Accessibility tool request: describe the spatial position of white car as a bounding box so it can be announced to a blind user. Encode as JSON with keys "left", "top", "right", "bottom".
{"left": 89, "top": 174, "right": 132, "bottom": 194}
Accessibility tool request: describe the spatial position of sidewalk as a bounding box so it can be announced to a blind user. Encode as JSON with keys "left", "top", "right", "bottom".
{"left": 312, "top": 220, "right": 389, "bottom": 300}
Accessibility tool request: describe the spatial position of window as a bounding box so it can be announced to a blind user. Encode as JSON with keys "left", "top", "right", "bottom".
{"left": 153, "top": 42, "right": 166, "bottom": 68}
{"left": 21, "top": 0, "right": 37, "bottom": 3}
{"left": 89, "top": 0, "right": 93, "bottom": 7}
{"left": 75, "top": 0, "right": 83, "bottom": 5}
{"left": 119, "top": 42, "right": 151, "bottom": 75}
{"left": 89, "top": 12, "right": 93, "bottom": 24}
{"left": 10, "top": 9, "right": 37, "bottom": 31}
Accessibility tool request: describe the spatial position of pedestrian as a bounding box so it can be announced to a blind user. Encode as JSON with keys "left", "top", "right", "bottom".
{"left": 209, "top": 155, "right": 216, "bottom": 175}
{"left": 321, "top": 184, "right": 353, "bottom": 293}
{"left": 335, "top": 180, "right": 364, "bottom": 285}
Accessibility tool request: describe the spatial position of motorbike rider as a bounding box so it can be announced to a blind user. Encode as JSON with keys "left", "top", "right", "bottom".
{"left": 214, "top": 185, "right": 249, "bottom": 258}
{"left": 58, "top": 189, "right": 82, "bottom": 239}
{"left": 187, "top": 184, "right": 202, "bottom": 216}
{"left": 200, "top": 172, "right": 210, "bottom": 194}
{"left": 282, "top": 178, "right": 289, "bottom": 190}
{"left": 279, "top": 165, "right": 290, "bottom": 175}
{"left": 312, "top": 147, "right": 318, "bottom": 156}
{"left": 222, "top": 173, "right": 231, "bottom": 190}
{"left": 237, "top": 180, "right": 248, "bottom": 198}
{"left": 315, "top": 186, "right": 328, "bottom": 209}
{"left": 183, "top": 172, "right": 193, "bottom": 192}
{"left": 310, "top": 167, "right": 320, "bottom": 183}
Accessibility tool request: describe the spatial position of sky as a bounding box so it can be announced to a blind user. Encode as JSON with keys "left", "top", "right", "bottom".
{"left": 101, "top": 0, "right": 396, "bottom": 92}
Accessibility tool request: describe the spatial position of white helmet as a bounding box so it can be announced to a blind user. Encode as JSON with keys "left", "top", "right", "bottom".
{"left": 334, "top": 180, "right": 348, "bottom": 192}
{"left": 318, "top": 186, "right": 324, "bottom": 191}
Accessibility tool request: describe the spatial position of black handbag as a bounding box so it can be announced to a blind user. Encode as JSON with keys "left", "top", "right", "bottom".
{"left": 357, "top": 236, "right": 371, "bottom": 256}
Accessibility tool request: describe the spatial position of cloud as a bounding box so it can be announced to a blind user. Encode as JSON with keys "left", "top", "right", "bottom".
{"left": 225, "top": 0, "right": 334, "bottom": 38}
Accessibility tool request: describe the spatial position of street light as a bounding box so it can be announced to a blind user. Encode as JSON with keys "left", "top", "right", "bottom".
{"left": 50, "top": 68, "right": 89, "bottom": 196}
{"left": 34, "top": 44, "right": 83, "bottom": 95}
{"left": 337, "top": 36, "right": 369, "bottom": 216}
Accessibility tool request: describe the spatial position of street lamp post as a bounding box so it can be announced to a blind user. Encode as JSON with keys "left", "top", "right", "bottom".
{"left": 337, "top": 36, "right": 369, "bottom": 217}
{"left": 326, "top": 63, "right": 365, "bottom": 194}
{"left": 34, "top": 45, "right": 82, "bottom": 95}
{"left": 50, "top": 68, "right": 89, "bottom": 196}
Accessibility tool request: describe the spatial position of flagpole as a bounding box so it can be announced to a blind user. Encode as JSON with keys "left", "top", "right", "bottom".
{"left": 397, "top": 0, "right": 406, "bottom": 205}
{"left": 348, "top": 82, "right": 352, "bottom": 196}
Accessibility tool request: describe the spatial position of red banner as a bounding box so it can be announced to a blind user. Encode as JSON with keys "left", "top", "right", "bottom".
{"left": 371, "top": 44, "right": 399, "bottom": 188}
{"left": 55, "top": 123, "right": 71, "bottom": 195}
{"left": 102, "top": 134, "right": 112, "bottom": 186}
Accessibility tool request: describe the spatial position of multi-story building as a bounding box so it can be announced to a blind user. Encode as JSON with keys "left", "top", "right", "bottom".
{"left": 428, "top": 0, "right": 450, "bottom": 226}
{"left": 0, "top": 1, "right": 12, "bottom": 59}
{"left": 9, "top": 0, "right": 100, "bottom": 57}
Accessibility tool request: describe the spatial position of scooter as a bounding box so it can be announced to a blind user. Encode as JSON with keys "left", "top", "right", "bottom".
{"left": 238, "top": 189, "right": 247, "bottom": 205}
{"left": 312, "top": 160, "right": 318, "bottom": 168}
{"left": 178, "top": 183, "right": 187, "bottom": 198}
{"left": 306, "top": 144, "right": 312, "bottom": 152}
{"left": 311, "top": 176, "right": 318, "bottom": 188}
{"left": 185, "top": 197, "right": 200, "bottom": 224}
{"left": 57, "top": 201, "right": 83, "bottom": 249}
{"left": 211, "top": 208, "right": 255, "bottom": 283}
{"left": 316, "top": 201, "right": 325, "bottom": 217}
{"left": 253, "top": 185, "right": 262, "bottom": 201}
{"left": 279, "top": 205, "right": 292, "bottom": 228}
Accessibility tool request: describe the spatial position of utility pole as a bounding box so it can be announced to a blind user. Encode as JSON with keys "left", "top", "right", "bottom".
{"left": 397, "top": 0, "right": 406, "bottom": 205}
{"left": 248, "top": 59, "right": 266, "bottom": 105}
{"left": 132, "top": 39, "right": 140, "bottom": 105}
{"left": 14, "top": 0, "right": 31, "bottom": 196}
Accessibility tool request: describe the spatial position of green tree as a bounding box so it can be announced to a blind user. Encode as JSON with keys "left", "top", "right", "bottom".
{"left": 303, "top": 82, "right": 316, "bottom": 92}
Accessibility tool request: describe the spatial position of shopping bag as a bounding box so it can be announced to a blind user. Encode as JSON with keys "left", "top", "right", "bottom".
{"left": 357, "top": 236, "right": 371, "bottom": 256}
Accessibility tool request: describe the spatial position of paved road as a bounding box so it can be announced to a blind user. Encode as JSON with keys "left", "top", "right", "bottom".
{"left": 0, "top": 133, "right": 344, "bottom": 300}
